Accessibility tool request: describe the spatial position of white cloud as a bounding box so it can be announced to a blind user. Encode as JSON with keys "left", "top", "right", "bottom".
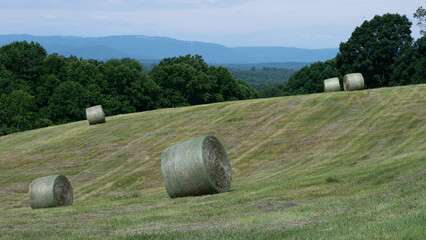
{"left": 44, "top": 14, "right": 56, "bottom": 19}
{"left": 91, "top": 14, "right": 108, "bottom": 20}
{"left": 107, "top": 0, "right": 125, "bottom": 3}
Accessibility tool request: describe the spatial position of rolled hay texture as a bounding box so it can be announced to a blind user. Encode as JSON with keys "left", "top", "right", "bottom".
{"left": 323, "top": 77, "right": 341, "bottom": 92}
{"left": 343, "top": 73, "right": 365, "bottom": 91}
{"left": 29, "top": 175, "right": 73, "bottom": 209}
{"left": 86, "top": 105, "right": 106, "bottom": 125}
{"left": 161, "top": 135, "right": 232, "bottom": 198}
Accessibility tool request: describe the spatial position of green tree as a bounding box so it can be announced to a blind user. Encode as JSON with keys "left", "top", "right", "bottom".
{"left": 48, "top": 81, "right": 89, "bottom": 124}
{"left": 236, "top": 78, "right": 258, "bottom": 99}
{"left": 0, "top": 64, "right": 33, "bottom": 95}
{"left": 0, "top": 41, "right": 47, "bottom": 93}
{"left": 210, "top": 66, "right": 240, "bottom": 101}
{"left": 414, "top": 4, "right": 426, "bottom": 37}
{"left": 64, "top": 57, "right": 101, "bottom": 87}
{"left": 0, "top": 65, "right": 14, "bottom": 95}
{"left": 101, "top": 58, "right": 142, "bottom": 95}
{"left": 336, "top": 13, "right": 413, "bottom": 88}
{"left": 0, "top": 90, "right": 37, "bottom": 133}
{"left": 99, "top": 58, "right": 160, "bottom": 115}
{"left": 43, "top": 53, "right": 67, "bottom": 78}
{"left": 151, "top": 55, "right": 257, "bottom": 107}
{"left": 101, "top": 94, "right": 132, "bottom": 116}
{"left": 126, "top": 78, "right": 162, "bottom": 112}
{"left": 151, "top": 55, "right": 216, "bottom": 107}
{"left": 35, "top": 74, "right": 61, "bottom": 107}
{"left": 390, "top": 37, "right": 426, "bottom": 85}
{"left": 282, "top": 60, "right": 339, "bottom": 96}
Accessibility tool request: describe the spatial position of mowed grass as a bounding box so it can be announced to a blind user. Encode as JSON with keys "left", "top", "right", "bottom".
{"left": 0, "top": 84, "right": 425, "bottom": 239}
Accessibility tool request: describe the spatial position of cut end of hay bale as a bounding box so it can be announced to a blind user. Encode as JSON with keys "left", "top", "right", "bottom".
{"left": 29, "top": 175, "right": 73, "bottom": 209}
{"left": 53, "top": 175, "right": 73, "bottom": 206}
{"left": 203, "top": 135, "right": 232, "bottom": 193}
{"left": 323, "top": 77, "right": 341, "bottom": 92}
{"left": 343, "top": 73, "right": 365, "bottom": 91}
{"left": 86, "top": 105, "right": 106, "bottom": 125}
{"left": 161, "top": 135, "right": 232, "bottom": 198}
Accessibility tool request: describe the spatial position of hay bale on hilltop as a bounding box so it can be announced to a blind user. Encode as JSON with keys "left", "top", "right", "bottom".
{"left": 323, "top": 77, "right": 341, "bottom": 92}
{"left": 29, "top": 175, "right": 73, "bottom": 209}
{"left": 343, "top": 73, "right": 365, "bottom": 91}
{"left": 86, "top": 105, "right": 106, "bottom": 125}
{"left": 161, "top": 135, "right": 232, "bottom": 198}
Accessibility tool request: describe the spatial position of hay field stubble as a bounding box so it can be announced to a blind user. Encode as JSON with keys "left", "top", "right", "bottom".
{"left": 0, "top": 84, "right": 425, "bottom": 239}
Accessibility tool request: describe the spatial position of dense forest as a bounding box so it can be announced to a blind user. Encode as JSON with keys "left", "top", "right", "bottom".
{"left": 0, "top": 46, "right": 257, "bottom": 135}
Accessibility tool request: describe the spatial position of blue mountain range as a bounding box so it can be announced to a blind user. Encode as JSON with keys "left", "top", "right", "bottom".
{"left": 0, "top": 34, "right": 338, "bottom": 64}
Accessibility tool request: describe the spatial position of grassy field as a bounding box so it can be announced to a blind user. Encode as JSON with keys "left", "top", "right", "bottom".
{"left": 0, "top": 84, "right": 425, "bottom": 239}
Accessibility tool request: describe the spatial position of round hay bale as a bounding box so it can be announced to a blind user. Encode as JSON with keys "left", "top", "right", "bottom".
{"left": 323, "top": 77, "right": 341, "bottom": 92}
{"left": 161, "top": 135, "right": 232, "bottom": 198}
{"left": 29, "top": 175, "right": 73, "bottom": 209}
{"left": 86, "top": 105, "right": 105, "bottom": 125}
{"left": 343, "top": 73, "right": 365, "bottom": 91}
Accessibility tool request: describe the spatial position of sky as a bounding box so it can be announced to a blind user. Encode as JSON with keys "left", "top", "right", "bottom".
{"left": 0, "top": 0, "right": 423, "bottom": 49}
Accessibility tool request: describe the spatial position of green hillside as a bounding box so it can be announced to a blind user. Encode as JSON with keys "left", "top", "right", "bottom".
{"left": 0, "top": 84, "right": 425, "bottom": 239}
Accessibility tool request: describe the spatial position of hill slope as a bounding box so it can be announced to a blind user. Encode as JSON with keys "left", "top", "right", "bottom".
{"left": 0, "top": 34, "right": 338, "bottom": 64}
{"left": 0, "top": 85, "right": 425, "bottom": 239}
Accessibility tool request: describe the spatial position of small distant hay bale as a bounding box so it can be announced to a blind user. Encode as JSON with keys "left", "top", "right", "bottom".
{"left": 323, "top": 77, "right": 341, "bottom": 92}
{"left": 29, "top": 175, "right": 73, "bottom": 209}
{"left": 343, "top": 73, "right": 365, "bottom": 91}
{"left": 86, "top": 105, "right": 105, "bottom": 125}
{"left": 161, "top": 135, "right": 232, "bottom": 198}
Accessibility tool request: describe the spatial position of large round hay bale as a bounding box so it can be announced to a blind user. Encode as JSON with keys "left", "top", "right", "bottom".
{"left": 343, "top": 73, "right": 365, "bottom": 91}
{"left": 323, "top": 77, "right": 341, "bottom": 92}
{"left": 86, "top": 105, "right": 105, "bottom": 125}
{"left": 29, "top": 175, "right": 73, "bottom": 209}
{"left": 161, "top": 135, "right": 232, "bottom": 198}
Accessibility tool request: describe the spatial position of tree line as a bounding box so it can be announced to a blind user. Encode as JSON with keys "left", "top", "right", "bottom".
{"left": 266, "top": 12, "right": 425, "bottom": 97}
{"left": 0, "top": 45, "right": 257, "bottom": 135}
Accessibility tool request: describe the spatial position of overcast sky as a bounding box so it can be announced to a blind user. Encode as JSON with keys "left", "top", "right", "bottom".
{"left": 0, "top": 0, "right": 422, "bottom": 48}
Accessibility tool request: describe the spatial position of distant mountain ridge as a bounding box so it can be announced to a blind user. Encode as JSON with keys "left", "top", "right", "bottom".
{"left": 0, "top": 34, "right": 338, "bottom": 64}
